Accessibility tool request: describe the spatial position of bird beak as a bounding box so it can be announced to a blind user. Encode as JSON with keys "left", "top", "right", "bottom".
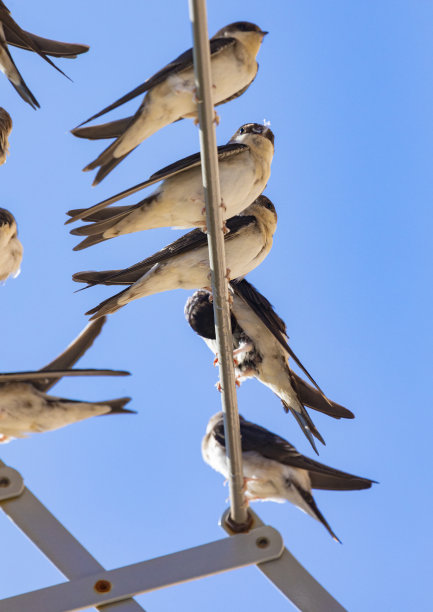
{"left": 260, "top": 30, "right": 269, "bottom": 37}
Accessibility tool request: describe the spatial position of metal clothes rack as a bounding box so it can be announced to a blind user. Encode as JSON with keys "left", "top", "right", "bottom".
{"left": 0, "top": 1, "right": 346, "bottom": 610}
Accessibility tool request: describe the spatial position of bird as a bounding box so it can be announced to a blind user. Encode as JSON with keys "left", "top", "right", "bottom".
{"left": 71, "top": 22, "right": 268, "bottom": 185}
{"left": 66, "top": 122, "right": 274, "bottom": 244}
{"left": 0, "top": 1, "right": 89, "bottom": 109}
{"left": 0, "top": 317, "right": 134, "bottom": 443}
{"left": 0, "top": 208, "right": 23, "bottom": 282}
{"left": 202, "top": 412, "right": 376, "bottom": 542}
{"left": 0, "top": 107, "right": 12, "bottom": 164}
{"left": 185, "top": 279, "right": 354, "bottom": 454}
{"left": 72, "top": 196, "right": 277, "bottom": 320}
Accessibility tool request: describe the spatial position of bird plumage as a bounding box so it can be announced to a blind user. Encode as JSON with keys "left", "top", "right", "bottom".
{"left": 0, "top": 107, "right": 12, "bottom": 164}
{"left": 202, "top": 412, "right": 375, "bottom": 542}
{"left": 0, "top": 1, "right": 88, "bottom": 108}
{"left": 0, "top": 208, "right": 22, "bottom": 282}
{"left": 67, "top": 123, "right": 274, "bottom": 244}
{"left": 0, "top": 318, "right": 133, "bottom": 442}
{"left": 72, "top": 22, "right": 267, "bottom": 184}
{"left": 185, "top": 279, "right": 353, "bottom": 454}
{"left": 73, "top": 197, "right": 277, "bottom": 320}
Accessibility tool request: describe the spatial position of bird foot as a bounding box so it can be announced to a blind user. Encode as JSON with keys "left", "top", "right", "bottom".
{"left": 213, "top": 110, "right": 220, "bottom": 125}
{"left": 216, "top": 378, "right": 241, "bottom": 392}
{"left": 213, "top": 354, "right": 239, "bottom": 367}
{"left": 222, "top": 221, "right": 229, "bottom": 234}
{"left": 225, "top": 268, "right": 231, "bottom": 281}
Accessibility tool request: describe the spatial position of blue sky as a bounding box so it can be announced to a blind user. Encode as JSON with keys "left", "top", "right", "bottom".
{"left": 0, "top": 1, "right": 431, "bottom": 610}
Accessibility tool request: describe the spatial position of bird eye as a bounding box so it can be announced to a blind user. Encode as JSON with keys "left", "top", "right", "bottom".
{"left": 239, "top": 127, "right": 245, "bottom": 134}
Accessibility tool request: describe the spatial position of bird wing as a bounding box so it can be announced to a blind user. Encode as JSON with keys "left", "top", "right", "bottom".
{"left": 230, "top": 278, "right": 326, "bottom": 396}
{"left": 34, "top": 318, "right": 107, "bottom": 391}
{"left": 214, "top": 415, "right": 374, "bottom": 491}
{"left": 3, "top": 27, "right": 89, "bottom": 57}
{"left": 230, "top": 278, "right": 287, "bottom": 336}
{"left": 73, "top": 214, "right": 257, "bottom": 288}
{"left": 65, "top": 142, "right": 248, "bottom": 224}
{"left": 0, "top": 5, "right": 70, "bottom": 78}
{"left": 71, "top": 117, "right": 133, "bottom": 140}
{"left": 75, "top": 37, "right": 237, "bottom": 127}
{"left": 0, "top": 369, "right": 129, "bottom": 384}
{"left": 291, "top": 372, "right": 354, "bottom": 419}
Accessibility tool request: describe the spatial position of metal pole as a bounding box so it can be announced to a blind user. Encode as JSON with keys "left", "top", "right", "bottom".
{"left": 188, "top": 0, "right": 249, "bottom": 529}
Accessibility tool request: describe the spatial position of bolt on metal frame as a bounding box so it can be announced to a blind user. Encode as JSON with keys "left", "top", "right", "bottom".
{"left": 0, "top": 2, "right": 348, "bottom": 610}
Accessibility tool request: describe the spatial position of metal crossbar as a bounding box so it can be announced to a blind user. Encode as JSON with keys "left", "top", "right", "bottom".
{"left": 0, "top": 459, "right": 345, "bottom": 612}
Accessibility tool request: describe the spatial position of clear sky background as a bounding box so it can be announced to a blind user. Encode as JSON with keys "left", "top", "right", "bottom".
{"left": 0, "top": 1, "right": 431, "bottom": 610}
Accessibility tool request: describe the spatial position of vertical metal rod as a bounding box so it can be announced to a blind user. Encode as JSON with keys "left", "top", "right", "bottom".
{"left": 189, "top": 0, "right": 249, "bottom": 527}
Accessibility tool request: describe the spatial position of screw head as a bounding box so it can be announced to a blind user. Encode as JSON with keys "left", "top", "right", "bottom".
{"left": 94, "top": 580, "right": 111, "bottom": 593}
{"left": 256, "top": 536, "right": 269, "bottom": 549}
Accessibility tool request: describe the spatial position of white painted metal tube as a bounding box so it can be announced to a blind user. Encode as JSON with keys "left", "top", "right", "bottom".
{"left": 188, "top": 0, "right": 249, "bottom": 528}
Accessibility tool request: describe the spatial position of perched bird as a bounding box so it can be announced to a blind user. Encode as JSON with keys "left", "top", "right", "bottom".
{"left": 0, "top": 208, "right": 23, "bottom": 282}
{"left": 0, "top": 1, "right": 89, "bottom": 109}
{"left": 0, "top": 107, "right": 12, "bottom": 164}
{"left": 0, "top": 317, "right": 133, "bottom": 442}
{"left": 185, "top": 279, "right": 354, "bottom": 454}
{"left": 73, "top": 196, "right": 277, "bottom": 320}
{"left": 202, "top": 412, "right": 375, "bottom": 542}
{"left": 66, "top": 122, "right": 274, "bottom": 244}
{"left": 72, "top": 22, "right": 268, "bottom": 184}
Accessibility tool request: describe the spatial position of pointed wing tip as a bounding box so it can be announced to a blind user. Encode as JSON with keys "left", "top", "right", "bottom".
{"left": 65, "top": 216, "right": 77, "bottom": 225}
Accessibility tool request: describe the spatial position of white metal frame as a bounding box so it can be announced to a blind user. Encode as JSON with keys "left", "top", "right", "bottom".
{"left": 0, "top": 2, "right": 348, "bottom": 610}
{"left": 0, "top": 460, "right": 345, "bottom": 611}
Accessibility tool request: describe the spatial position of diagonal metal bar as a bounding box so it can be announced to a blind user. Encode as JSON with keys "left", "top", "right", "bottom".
{"left": 189, "top": 0, "right": 249, "bottom": 530}
{"left": 0, "top": 460, "right": 144, "bottom": 612}
{"left": 221, "top": 509, "right": 347, "bottom": 612}
{"left": 0, "top": 525, "right": 284, "bottom": 612}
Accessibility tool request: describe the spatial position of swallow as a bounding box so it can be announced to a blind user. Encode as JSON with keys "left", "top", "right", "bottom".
{"left": 0, "top": 107, "right": 11, "bottom": 164}
{"left": 203, "top": 412, "right": 375, "bottom": 541}
{"left": 185, "top": 279, "right": 354, "bottom": 454}
{"left": 0, "top": 317, "right": 133, "bottom": 443}
{"left": 72, "top": 196, "right": 277, "bottom": 320}
{"left": 0, "top": 208, "right": 23, "bottom": 282}
{"left": 66, "top": 122, "right": 274, "bottom": 246}
{"left": 71, "top": 22, "right": 268, "bottom": 184}
{"left": 0, "top": 1, "right": 89, "bottom": 109}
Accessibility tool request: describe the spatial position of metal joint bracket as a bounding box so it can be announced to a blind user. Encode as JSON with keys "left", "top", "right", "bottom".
{"left": 0, "top": 526, "right": 284, "bottom": 612}
{"left": 0, "top": 467, "right": 24, "bottom": 501}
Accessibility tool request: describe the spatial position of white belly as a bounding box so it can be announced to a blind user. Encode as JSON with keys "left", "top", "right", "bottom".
{"left": 0, "top": 384, "right": 109, "bottom": 439}
{"left": 0, "top": 235, "right": 22, "bottom": 281}
{"left": 113, "top": 49, "right": 256, "bottom": 157}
